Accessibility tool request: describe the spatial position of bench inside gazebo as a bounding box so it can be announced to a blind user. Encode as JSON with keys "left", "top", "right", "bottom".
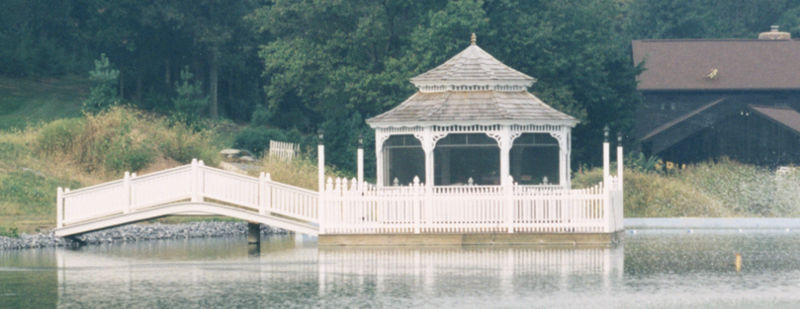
{"left": 317, "top": 34, "right": 624, "bottom": 245}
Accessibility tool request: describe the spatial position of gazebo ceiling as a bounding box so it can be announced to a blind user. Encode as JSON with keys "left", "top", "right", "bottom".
{"left": 367, "top": 34, "right": 577, "bottom": 128}
{"left": 366, "top": 91, "right": 576, "bottom": 126}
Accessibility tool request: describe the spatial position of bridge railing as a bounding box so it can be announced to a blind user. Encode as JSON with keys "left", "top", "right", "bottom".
{"left": 57, "top": 159, "right": 319, "bottom": 228}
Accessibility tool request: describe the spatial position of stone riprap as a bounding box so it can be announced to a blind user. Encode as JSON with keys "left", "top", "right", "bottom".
{"left": 0, "top": 222, "right": 288, "bottom": 250}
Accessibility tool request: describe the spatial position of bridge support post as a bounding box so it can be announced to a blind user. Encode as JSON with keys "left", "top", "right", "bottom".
{"left": 247, "top": 222, "right": 261, "bottom": 245}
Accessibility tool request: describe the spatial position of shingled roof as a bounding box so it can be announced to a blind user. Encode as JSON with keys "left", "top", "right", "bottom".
{"left": 632, "top": 39, "right": 800, "bottom": 91}
{"left": 410, "top": 43, "right": 535, "bottom": 87}
{"left": 367, "top": 35, "right": 576, "bottom": 127}
{"left": 367, "top": 91, "right": 576, "bottom": 126}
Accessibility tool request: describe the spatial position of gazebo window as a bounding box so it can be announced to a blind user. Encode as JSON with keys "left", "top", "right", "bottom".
{"left": 434, "top": 134, "right": 499, "bottom": 185}
{"left": 384, "top": 135, "right": 425, "bottom": 186}
{"left": 510, "top": 133, "right": 559, "bottom": 185}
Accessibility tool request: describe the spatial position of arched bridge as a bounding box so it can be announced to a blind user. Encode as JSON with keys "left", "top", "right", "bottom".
{"left": 55, "top": 160, "right": 319, "bottom": 237}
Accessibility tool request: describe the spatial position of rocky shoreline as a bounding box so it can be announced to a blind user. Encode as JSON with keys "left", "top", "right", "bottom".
{"left": 0, "top": 221, "right": 288, "bottom": 250}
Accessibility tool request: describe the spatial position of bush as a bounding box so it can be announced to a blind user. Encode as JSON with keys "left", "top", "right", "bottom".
{"left": 35, "top": 118, "right": 85, "bottom": 155}
{"left": 83, "top": 53, "right": 119, "bottom": 113}
{"left": 233, "top": 126, "right": 288, "bottom": 156}
{"left": 573, "top": 167, "right": 730, "bottom": 217}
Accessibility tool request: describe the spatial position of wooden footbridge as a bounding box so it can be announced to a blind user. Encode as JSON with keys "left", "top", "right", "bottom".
{"left": 55, "top": 159, "right": 319, "bottom": 237}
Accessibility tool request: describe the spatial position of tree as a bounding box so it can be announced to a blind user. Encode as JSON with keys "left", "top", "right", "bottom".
{"left": 83, "top": 53, "right": 120, "bottom": 113}
{"left": 173, "top": 66, "right": 207, "bottom": 125}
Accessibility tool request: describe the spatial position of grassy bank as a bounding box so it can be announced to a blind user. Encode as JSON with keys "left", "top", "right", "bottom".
{"left": 573, "top": 158, "right": 800, "bottom": 217}
{"left": 0, "top": 106, "right": 227, "bottom": 234}
{"left": 0, "top": 76, "right": 88, "bottom": 131}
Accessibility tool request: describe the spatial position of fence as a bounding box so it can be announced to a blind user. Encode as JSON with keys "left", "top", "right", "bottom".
{"left": 269, "top": 140, "right": 299, "bottom": 161}
{"left": 320, "top": 176, "right": 624, "bottom": 235}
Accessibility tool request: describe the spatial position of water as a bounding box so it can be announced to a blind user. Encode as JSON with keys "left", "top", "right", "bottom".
{"left": 2, "top": 230, "right": 800, "bottom": 308}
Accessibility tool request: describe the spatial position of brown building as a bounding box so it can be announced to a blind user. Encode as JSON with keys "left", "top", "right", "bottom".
{"left": 632, "top": 26, "right": 800, "bottom": 167}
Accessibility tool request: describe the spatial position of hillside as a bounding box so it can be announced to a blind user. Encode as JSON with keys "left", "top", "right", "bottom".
{"left": 0, "top": 76, "right": 88, "bottom": 131}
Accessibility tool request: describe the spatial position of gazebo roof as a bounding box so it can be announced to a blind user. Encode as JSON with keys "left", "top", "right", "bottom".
{"left": 366, "top": 91, "right": 576, "bottom": 126}
{"left": 367, "top": 34, "right": 577, "bottom": 128}
{"left": 410, "top": 42, "right": 535, "bottom": 87}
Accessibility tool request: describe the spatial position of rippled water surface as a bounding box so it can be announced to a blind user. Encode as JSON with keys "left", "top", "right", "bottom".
{"left": 2, "top": 230, "right": 800, "bottom": 308}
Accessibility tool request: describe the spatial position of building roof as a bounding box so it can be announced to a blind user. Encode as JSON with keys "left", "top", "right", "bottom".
{"left": 410, "top": 43, "right": 535, "bottom": 88}
{"left": 366, "top": 91, "right": 577, "bottom": 126}
{"left": 632, "top": 39, "right": 800, "bottom": 91}
{"left": 749, "top": 105, "right": 800, "bottom": 135}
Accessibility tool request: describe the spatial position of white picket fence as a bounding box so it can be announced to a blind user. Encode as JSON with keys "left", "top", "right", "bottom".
{"left": 319, "top": 176, "right": 624, "bottom": 234}
{"left": 57, "top": 160, "right": 318, "bottom": 228}
{"left": 269, "top": 140, "right": 299, "bottom": 161}
{"left": 57, "top": 162, "right": 622, "bottom": 236}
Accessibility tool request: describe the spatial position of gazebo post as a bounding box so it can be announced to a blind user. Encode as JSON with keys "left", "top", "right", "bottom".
{"left": 499, "top": 125, "right": 512, "bottom": 187}
{"left": 375, "top": 130, "right": 384, "bottom": 187}
{"left": 318, "top": 130, "right": 325, "bottom": 192}
{"left": 603, "top": 126, "right": 610, "bottom": 186}
{"left": 423, "top": 127, "right": 434, "bottom": 188}
{"left": 357, "top": 135, "right": 364, "bottom": 189}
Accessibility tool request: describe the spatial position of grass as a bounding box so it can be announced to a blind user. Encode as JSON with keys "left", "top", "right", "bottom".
{"left": 0, "top": 105, "right": 229, "bottom": 234}
{"left": 573, "top": 159, "right": 800, "bottom": 217}
{"left": 0, "top": 76, "right": 88, "bottom": 131}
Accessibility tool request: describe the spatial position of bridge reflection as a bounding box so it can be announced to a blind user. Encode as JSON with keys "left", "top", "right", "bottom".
{"left": 52, "top": 237, "right": 623, "bottom": 305}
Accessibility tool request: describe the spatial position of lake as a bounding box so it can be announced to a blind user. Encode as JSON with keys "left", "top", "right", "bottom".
{"left": 2, "top": 229, "right": 800, "bottom": 308}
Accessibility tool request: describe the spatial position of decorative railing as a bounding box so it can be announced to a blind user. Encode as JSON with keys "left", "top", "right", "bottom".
{"left": 320, "top": 176, "right": 624, "bottom": 235}
{"left": 57, "top": 160, "right": 318, "bottom": 228}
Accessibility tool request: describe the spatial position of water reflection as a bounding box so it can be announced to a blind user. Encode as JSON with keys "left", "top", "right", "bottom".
{"left": 2, "top": 231, "right": 800, "bottom": 308}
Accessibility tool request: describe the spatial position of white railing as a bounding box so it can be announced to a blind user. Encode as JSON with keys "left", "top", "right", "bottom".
{"left": 269, "top": 140, "right": 299, "bottom": 161}
{"left": 320, "top": 177, "right": 624, "bottom": 235}
{"left": 57, "top": 159, "right": 319, "bottom": 228}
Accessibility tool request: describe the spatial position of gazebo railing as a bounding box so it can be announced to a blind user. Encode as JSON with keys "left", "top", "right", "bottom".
{"left": 320, "top": 177, "right": 623, "bottom": 235}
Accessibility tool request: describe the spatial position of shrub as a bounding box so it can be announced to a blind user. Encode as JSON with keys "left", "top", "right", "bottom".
{"left": 233, "top": 126, "right": 288, "bottom": 156}
{"left": 573, "top": 167, "right": 730, "bottom": 217}
{"left": 35, "top": 118, "right": 85, "bottom": 155}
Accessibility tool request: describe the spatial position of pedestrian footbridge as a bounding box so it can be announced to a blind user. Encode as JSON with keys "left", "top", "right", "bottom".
{"left": 55, "top": 160, "right": 319, "bottom": 237}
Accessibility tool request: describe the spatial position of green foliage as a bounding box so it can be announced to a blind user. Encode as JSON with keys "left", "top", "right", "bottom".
{"left": 676, "top": 159, "right": 800, "bottom": 216}
{"left": 573, "top": 167, "right": 731, "bottom": 217}
{"left": 625, "top": 152, "right": 662, "bottom": 174}
{"left": 0, "top": 226, "right": 18, "bottom": 238}
{"left": 173, "top": 66, "right": 207, "bottom": 125}
{"left": 233, "top": 127, "right": 288, "bottom": 156}
{"left": 35, "top": 118, "right": 85, "bottom": 155}
{"left": 83, "top": 53, "right": 120, "bottom": 113}
{"left": 0, "top": 170, "right": 79, "bottom": 217}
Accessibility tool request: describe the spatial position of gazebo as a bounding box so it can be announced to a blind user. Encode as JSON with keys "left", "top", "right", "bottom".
{"left": 317, "top": 34, "right": 623, "bottom": 242}
{"left": 366, "top": 34, "right": 578, "bottom": 189}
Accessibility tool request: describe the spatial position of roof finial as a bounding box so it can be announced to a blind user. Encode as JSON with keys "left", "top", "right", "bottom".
{"left": 470, "top": 33, "right": 476, "bottom": 45}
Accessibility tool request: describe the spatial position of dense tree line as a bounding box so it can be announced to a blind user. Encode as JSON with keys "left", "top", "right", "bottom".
{"left": 2, "top": 0, "right": 798, "bottom": 175}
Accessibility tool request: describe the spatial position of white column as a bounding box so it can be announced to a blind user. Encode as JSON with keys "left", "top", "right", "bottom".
{"left": 617, "top": 134, "right": 623, "bottom": 191}
{"left": 375, "top": 130, "right": 384, "bottom": 188}
{"left": 318, "top": 134, "right": 325, "bottom": 192}
{"left": 357, "top": 136, "right": 364, "bottom": 189}
{"left": 422, "top": 127, "right": 434, "bottom": 188}
{"left": 558, "top": 129, "right": 567, "bottom": 188}
{"left": 499, "top": 125, "right": 512, "bottom": 186}
{"left": 602, "top": 127, "right": 610, "bottom": 186}
{"left": 566, "top": 129, "right": 572, "bottom": 189}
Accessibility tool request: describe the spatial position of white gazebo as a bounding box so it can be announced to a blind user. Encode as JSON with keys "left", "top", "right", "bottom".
{"left": 366, "top": 34, "right": 578, "bottom": 190}
{"left": 317, "top": 34, "right": 624, "bottom": 242}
